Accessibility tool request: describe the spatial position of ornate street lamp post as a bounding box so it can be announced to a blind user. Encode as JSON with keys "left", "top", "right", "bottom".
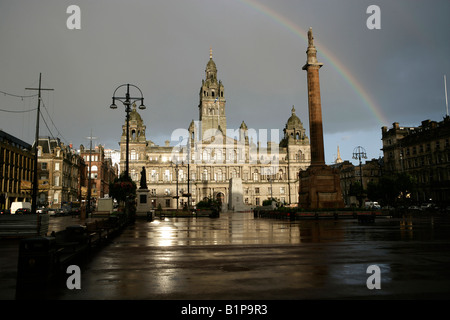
{"left": 171, "top": 161, "right": 180, "bottom": 211}
{"left": 109, "top": 84, "right": 146, "bottom": 179}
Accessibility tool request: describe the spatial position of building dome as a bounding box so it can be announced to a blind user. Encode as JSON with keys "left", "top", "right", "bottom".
{"left": 286, "top": 106, "right": 303, "bottom": 129}
{"left": 206, "top": 58, "right": 217, "bottom": 71}
{"left": 129, "top": 104, "right": 143, "bottom": 122}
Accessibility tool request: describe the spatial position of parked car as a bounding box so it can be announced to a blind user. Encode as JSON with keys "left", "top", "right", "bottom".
{"left": 56, "top": 208, "right": 69, "bottom": 216}
{"left": 408, "top": 205, "right": 422, "bottom": 211}
{"left": 420, "top": 203, "right": 434, "bottom": 211}
{"left": 15, "top": 208, "right": 32, "bottom": 214}
{"left": 47, "top": 208, "right": 56, "bottom": 216}
{"left": 1, "top": 209, "right": 11, "bottom": 215}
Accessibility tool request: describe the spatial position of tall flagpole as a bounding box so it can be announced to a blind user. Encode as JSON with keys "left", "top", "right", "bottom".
{"left": 445, "top": 75, "right": 448, "bottom": 116}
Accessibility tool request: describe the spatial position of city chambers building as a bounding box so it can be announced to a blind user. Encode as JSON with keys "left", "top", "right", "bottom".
{"left": 119, "top": 50, "right": 311, "bottom": 210}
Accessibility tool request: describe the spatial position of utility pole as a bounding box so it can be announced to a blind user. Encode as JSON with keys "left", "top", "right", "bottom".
{"left": 25, "top": 73, "right": 54, "bottom": 214}
{"left": 86, "top": 131, "right": 97, "bottom": 217}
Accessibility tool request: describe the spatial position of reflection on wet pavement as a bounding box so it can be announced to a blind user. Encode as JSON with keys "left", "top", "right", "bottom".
{"left": 48, "top": 212, "right": 450, "bottom": 300}
{"left": 3, "top": 212, "right": 450, "bottom": 300}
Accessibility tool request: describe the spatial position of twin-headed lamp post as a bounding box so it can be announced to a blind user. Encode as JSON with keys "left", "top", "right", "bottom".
{"left": 109, "top": 84, "right": 146, "bottom": 180}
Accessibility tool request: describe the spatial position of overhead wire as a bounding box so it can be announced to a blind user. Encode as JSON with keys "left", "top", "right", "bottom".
{"left": 1, "top": 87, "right": 69, "bottom": 146}
{"left": 40, "top": 97, "right": 69, "bottom": 145}
{"left": 0, "top": 90, "right": 38, "bottom": 99}
{"left": 0, "top": 107, "right": 37, "bottom": 113}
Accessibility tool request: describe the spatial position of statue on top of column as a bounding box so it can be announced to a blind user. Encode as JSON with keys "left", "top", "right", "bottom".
{"left": 308, "top": 27, "right": 314, "bottom": 47}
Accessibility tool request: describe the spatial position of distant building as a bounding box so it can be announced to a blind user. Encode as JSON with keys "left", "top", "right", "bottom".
{"left": 381, "top": 116, "right": 450, "bottom": 204}
{"left": 34, "top": 137, "right": 83, "bottom": 208}
{"left": 104, "top": 148, "right": 121, "bottom": 173}
{"left": 119, "top": 50, "right": 311, "bottom": 210}
{"left": 79, "top": 144, "right": 118, "bottom": 203}
{"left": 333, "top": 159, "right": 383, "bottom": 206}
{"left": 0, "top": 130, "right": 35, "bottom": 210}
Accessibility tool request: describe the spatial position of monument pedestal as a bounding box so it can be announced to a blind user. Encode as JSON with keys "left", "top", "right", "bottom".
{"left": 136, "top": 188, "right": 154, "bottom": 219}
{"left": 228, "top": 178, "right": 249, "bottom": 212}
{"left": 299, "top": 165, "right": 344, "bottom": 209}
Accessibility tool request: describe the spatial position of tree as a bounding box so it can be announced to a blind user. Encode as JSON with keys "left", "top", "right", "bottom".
{"left": 395, "top": 172, "right": 417, "bottom": 204}
{"left": 366, "top": 173, "right": 417, "bottom": 207}
{"left": 109, "top": 173, "right": 137, "bottom": 205}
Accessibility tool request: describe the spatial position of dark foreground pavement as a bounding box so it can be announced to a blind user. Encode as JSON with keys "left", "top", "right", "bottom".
{"left": 2, "top": 212, "right": 450, "bottom": 303}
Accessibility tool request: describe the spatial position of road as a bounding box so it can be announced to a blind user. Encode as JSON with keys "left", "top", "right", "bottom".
{"left": 2, "top": 212, "right": 450, "bottom": 303}
{"left": 52, "top": 212, "right": 450, "bottom": 300}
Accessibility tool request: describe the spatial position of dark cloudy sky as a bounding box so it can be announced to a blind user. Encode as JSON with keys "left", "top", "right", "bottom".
{"left": 1, "top": 0, "right": 449, "bottom": 165}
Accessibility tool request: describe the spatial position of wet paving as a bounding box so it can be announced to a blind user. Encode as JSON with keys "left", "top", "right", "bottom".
{"left": 2, "top": 212, "right": 450, "bottom": 300}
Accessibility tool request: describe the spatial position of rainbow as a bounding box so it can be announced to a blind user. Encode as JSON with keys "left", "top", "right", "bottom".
{"left": 237, "top": 0, "right": 389, "bottom": 126}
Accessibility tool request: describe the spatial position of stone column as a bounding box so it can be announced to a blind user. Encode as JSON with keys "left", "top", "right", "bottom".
{"left": 302, "top": 27, "right": 325, "bottom": 166}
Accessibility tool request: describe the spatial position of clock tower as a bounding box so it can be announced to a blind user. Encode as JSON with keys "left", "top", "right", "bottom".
{"left": 198, "top": 48, "right": 227, "bottom": 140}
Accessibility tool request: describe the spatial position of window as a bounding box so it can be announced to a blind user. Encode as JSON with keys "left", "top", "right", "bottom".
{"left": 55, "top": 163, "right": 60, "bottom": 171}
{"left": 280, "top": 187, "right": 285, "bottom": 194}
{"left": 41, "top": 162, "right": 47, "bottom": 170}
{"left": 215, "top": 169, "right": 223, "bottom": 181}
{"left": 165, "top": 199, "right": 171, "bottom": 207}
{"left": 178, "top": 169, "right": 184, "bottom": 181}
{"left": 54, "top": 176, "right": 60, "bottom": 187}
{"left": 131, "top": 150, "right": 137, "bottom": 160}
{"left": 279, "top": 169, "right": 284, "bottom": 180}
{"left": 164, "top": 169, "right": 171, "bottom": 181}
{"left": 150, "top": 170, "right": 157, "bottom": 182}
{"left": 255, "top": 187, "right": 260, "bottom": 194}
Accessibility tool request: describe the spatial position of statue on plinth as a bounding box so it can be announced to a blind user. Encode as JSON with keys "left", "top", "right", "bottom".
{"left": 139, "top": 166, "right": 147, "bottom": 189}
